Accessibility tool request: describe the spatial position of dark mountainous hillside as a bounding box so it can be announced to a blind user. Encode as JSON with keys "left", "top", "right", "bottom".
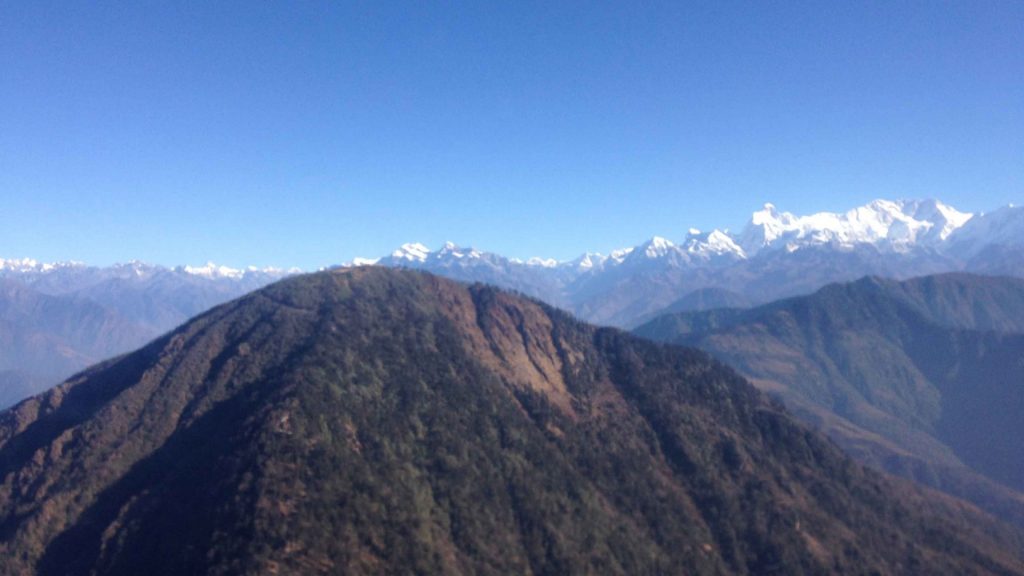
{"left": 635, "top": 273, "right": 1024, "bottom": 527}
{"left": 1, "top": 268, "right": 1022, "bottom": 575}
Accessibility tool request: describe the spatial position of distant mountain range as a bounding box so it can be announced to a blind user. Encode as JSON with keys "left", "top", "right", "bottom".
{"left": 2, "top": 197, "right": 1022, "bottom": 407}
{"left": 3, "top": 267, "right": 1022, "bottom": 574}
{"left": 635, "top": 273, "right": 1024, "bottom": 528}
{"left": 347, "top": 199, "right": 1024, "bottom": 326}
{"left": 0, "top": 278, "right": 151, "bottom": 407}
{"left": 0, "top": 261, "right": 295, "bottom": 406}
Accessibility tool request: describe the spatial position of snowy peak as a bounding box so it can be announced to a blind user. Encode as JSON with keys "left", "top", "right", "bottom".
{"left": 350, "top": 257, "right": 380, "bottom": 267}
{"left": 435, "top": 242, "right": 484, "bottom": 261}
{"left": 390, "top": 243, "right": 430, "bottom": 263}
{"left": 110, "top": 261, "right": 164, "bottom": 279}
{"left": 0, "top": 258, "right": 85, "bottom": 274}
{"left": 564, "top": 247, "right": 637, "bottom": 272}
{"left": 683, "top": 229, "right": 746, "bottom": 260}
{"left": 751, "top": 203, "right": 792, "bottom": 226}
{"left": 177, "top": 263, "right": 299, "bottom": 279}
{"left": 739, "top": 199, "right": 974, "bottom": 255}
{"left": 569, "top": 253, "right": 603, "bottom": 270}
{"left": 378, "top": 242, "right": 537, "bottom": 271}
{"left": 899, "top": 199, "right": 974, "bottom": 241}
{"left": 0, "top": 258, "right": 298, "bottom": 288}
{"left": 741, "top": 203, "right": 799, "bottom": 252}
{"left": 619, "top": 236, "right": 706, "bottom": 268}
{"left": 609, "top": 247, "right": 634, "bottom": 263}
{"left": 525, "top": 257, "right": 558, "bottom": 268}
{"left": 378, "top": 242, "right": 571, "bottom": 271}
{"left": 0, "top": 258, "right": 295, "bottom": 280}
{"left": 565, "top": 252, "right": 619, "bottom": 272}
{"left": 179, "top": 262, "right": 245, "bottom": 280}
{"left": 369, "top": 198, "right": 974, "bottom": 277}
{"left": 640, "top": 236, "right": 676, "bottom": 258}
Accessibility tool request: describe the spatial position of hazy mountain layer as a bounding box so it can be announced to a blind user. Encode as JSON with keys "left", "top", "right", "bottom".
{"left": 0, "top": 264, "right": 291, "bottom": 407}
{"left": 0, "top": 279, "right": 153, "bottom": 398}
{"left": 635, "top": 273, "right": 1024, "bottom": 526}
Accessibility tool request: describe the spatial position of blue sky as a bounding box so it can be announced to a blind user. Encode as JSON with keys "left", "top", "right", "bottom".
{"left": 1, "top": 1, "right": 1021, "bottom": 269}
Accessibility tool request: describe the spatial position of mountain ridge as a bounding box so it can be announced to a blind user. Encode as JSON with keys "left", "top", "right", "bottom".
{"left": 2, "top": 267, "right": 1023, "bottom": 574}
{"left": 634, "top": 272, "right": 1024, "bottom": 528}
{"left": 3, "top": 197, "right": 1023, "bottom": 407}
{"left": 6, "top": 198, "right": 1024, "bottom": 330}
{"left": 351, "top": 198, "right": 1024, "bottom": 326}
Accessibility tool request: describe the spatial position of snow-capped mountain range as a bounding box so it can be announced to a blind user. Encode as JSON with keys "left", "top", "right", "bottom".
{"left": 1, "top": 197, "right": 1022, "bottom": 407}
{"left": 0, "top": 260, "right": 299, "bottom": 407}
{"left": 0, "top": 259, "right": 300, "bottom": 335}
{"left": 5, "top": 198, "right": 1022, "bottom": 330}
{"left": 339, "top": 199, "right": 1024, "bottom": 326}
{"left": 0, "top": 258, "right": 299, "bottom": 281}
{"left": 738, "top": 199, "right": 973, "bottom": 254}
{"left": 351, "top": 198, "right": 1003, "bottom": 273}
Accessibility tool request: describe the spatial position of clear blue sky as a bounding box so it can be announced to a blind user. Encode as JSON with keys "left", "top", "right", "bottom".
{"left": 2, "top": 1, "right": 1021, "bottom": 269}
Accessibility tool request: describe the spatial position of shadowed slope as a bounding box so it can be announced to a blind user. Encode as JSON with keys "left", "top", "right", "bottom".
{"left": 635, "top": 273, "right": 1024, "bottom": 527}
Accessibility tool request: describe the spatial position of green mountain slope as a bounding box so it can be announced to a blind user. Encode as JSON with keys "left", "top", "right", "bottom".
{"left": 635, "top": 273, "right": 1024, "bottom": 527}
{"left": 1, "top": 268, "right": 1022, "bottom": 575}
